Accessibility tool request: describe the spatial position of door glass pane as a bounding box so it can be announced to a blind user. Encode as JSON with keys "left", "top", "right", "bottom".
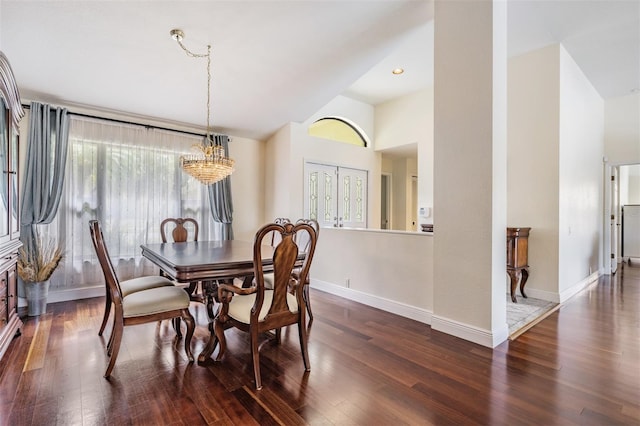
{"left": 342, "top": 175, "right": 351, "bottom": 221}
{"left": 323, "top": 172, "right": 333, "bottom": 222}
{"left": 309, "top": 171, "right": 318, "bottom": 220}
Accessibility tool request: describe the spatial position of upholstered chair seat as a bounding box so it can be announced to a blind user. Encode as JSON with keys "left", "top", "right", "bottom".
{"left": 120, "top": 276, "right": 175, "bottom": 298}
{"left": 98, "top": 259, "right": 176, "bottom": 338}
{"left": 227, "top": 289, "right": 299, "bottom": 323}
{"left": 123, "top": 286, "right": 191, "bottom": 317}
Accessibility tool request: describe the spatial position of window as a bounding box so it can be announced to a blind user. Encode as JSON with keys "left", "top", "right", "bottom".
{"left": 304, "top": 162, "right": 367, "bottom": 228}
{"left": 308, "top": 117, "right": 369, "bottom": 147}
{"left": 43, "top": 116, "right": 218, "bottom": 291}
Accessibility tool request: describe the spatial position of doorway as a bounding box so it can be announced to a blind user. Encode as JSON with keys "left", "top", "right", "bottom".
{"left": 611, "top": 166, "right": 619, "bottom": 274}
{"left": 381, "top": 173, "right": 391, "bottom": 229}
{"left": 411, "top": 175, "right": 418, "bottom": 231}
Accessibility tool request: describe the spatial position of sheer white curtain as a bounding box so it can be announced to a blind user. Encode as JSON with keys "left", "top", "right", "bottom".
{"left": 42, "top": 116, "right": 222, "bottom": 291}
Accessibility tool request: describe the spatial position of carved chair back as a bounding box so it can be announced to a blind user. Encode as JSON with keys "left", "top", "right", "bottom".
{"left": 268, "top": 217, "right": 290, "bottom": 247}
{"left": 252, "top": 221, "right": 317, "bottom": 326}
{"left": 89, "top": 220, "right": 124, "bottom": 306}
{"left": 160, "top": 218, "right": 199, "bottom": 243}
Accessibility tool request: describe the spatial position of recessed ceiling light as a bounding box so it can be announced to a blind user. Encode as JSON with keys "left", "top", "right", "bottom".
{"left": 392, "top": 68, "right": 404, "bottom": 75}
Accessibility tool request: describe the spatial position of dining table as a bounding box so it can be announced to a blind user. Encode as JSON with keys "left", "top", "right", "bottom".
{"left": 140, "top": 239, "right": 279, "bottom": 362}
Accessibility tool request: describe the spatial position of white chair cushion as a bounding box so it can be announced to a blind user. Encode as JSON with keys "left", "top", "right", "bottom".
{"left": 121, "top": 275, "right": 175, "bottom": 297}
{"left": 123, "top": 286, "right": 190, "bottom": 317}
{"left": 228, "top": 290, "right": 298, "bottom": 324}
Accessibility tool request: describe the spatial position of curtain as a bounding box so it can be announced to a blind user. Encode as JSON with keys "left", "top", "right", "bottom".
{"left": 43, "top": 116, "right": 223, "bottom": 291}
{"left": 207, "top": 134, "right": 234, "bottom": 240}
{"left": 20, "top": 102, "right": 69, "bottom": 254}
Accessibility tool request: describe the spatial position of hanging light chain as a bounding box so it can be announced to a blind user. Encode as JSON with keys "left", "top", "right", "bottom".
{"left": 174, "top": 37, "right": 212, "bottom": 141}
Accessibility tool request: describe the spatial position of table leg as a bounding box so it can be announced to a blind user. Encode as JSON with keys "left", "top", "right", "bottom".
{"left": 198, "top": 320, "right": 218, "bottom": 363}
{"left": 520, "top": 268, "right": 529, "bottom": 298}
{"left": 202, "top": 280, "right": 218, "bottom": 320}
{"left": 507, "top": 269, "right": 521, "bottom": 303}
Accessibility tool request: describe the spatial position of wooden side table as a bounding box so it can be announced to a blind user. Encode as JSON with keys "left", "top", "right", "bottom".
{"left": 507, "top": 227, "right": 530, "bottom": 303}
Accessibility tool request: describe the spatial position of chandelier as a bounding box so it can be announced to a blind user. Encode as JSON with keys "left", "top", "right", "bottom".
{"left": 171, "top": 29, "right": 235, "bottom": 185}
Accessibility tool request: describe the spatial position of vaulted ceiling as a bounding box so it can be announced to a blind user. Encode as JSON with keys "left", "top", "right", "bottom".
{"left": 1, "top": 1, "right": 637, "bottom": 141}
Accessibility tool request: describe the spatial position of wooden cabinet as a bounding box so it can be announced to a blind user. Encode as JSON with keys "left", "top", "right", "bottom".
{"left": 0, "top": 51, "right": 25, "bottom": 361}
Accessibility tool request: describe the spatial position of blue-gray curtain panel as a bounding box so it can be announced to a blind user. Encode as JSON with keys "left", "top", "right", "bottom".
{"left": 207, "top": 134, "right": 234, "bottom": 240}
{"left": 20, "top": 102, "right": 70, "bottom": 253}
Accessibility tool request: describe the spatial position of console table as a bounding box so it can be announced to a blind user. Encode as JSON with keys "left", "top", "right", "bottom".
{"left": 507, "top": 227, "right": 530, "bottom": 303}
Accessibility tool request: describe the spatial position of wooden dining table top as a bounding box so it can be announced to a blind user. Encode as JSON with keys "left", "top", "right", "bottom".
{"left": 140, "top": 240, "right": 276, "bottom": 283}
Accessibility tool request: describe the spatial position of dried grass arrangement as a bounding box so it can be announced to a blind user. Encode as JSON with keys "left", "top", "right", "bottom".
{"left": 17, "top": 233, "right": 64, "bottom": 283}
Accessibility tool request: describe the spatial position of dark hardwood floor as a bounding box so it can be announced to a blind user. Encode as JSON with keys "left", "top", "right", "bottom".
{"left": 1, "top": 263, "right": 638, "bottom": 425}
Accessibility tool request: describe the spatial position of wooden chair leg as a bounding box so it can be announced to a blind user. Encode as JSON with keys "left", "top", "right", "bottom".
{"left": 298, "top": 320, "right": 310, "bottom": 372}
{"left": 303, "top": 283, "right": 313, "bottom": 322}
{"left": 172, "top": 317, "right": 183, "bottom": 339}
{"left": 105, "top": 316, "right": 124, "bottom": 378}
{"left": 250, "top": 329, "right": 262, "bottom": 390}
{"left": 99, "top": 290, "right": 112, "bottom": 336}
{"left": 107, "top": 323, "right": 116, "bottom": 356}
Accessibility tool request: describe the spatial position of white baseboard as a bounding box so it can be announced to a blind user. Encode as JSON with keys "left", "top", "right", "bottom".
{"left": 310, "top": 279, "right": 432, "bottom": 325}
{"left": 18, "top": 285, "right": 104, "bottom": 308}
{"left": 523, "top": 288, "right": 560, "bottom": 303}
{"left": 558, "top": 271, "right": 600, "bottom": 303}
{"left": 311, "top": 279, "right": 509, "bottom": 347}
{"left": 431, "top": 315, "right": 509, "bottom": 348}
{"left": 517, "top": 270, "right": 601, "bottom": 304}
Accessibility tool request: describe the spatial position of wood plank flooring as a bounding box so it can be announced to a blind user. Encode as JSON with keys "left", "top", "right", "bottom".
{"left": 1, "top": 263, "right": 638, "bottom": 425}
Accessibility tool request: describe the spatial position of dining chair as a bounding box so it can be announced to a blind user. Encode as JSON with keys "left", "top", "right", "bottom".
{"left": 89, "top": 220, "right": 195, "bottom": 378}
{"left": 97, "top": 232, "right": 177, "bottom": 337}
{"left": 212, "top": 220, "right": 318, "bottom": 390}
{"left": 160, "top": 218, "right": 204, "bottom": 304}
{"left": 262, "top": 217, "right": 317, "bottom": 321}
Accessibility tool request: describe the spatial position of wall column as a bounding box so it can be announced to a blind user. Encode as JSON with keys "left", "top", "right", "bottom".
{"left": 432, "top": 0, "right": 508, "bottom": 346}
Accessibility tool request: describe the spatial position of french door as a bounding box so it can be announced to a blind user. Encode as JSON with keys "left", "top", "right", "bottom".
{"left": 304, "top": 162, "right": 367, "bottom": 228}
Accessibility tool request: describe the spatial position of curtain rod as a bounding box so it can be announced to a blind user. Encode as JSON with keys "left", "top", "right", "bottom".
{"left": 21, "top": 103, "right": 208, "bottom": 139}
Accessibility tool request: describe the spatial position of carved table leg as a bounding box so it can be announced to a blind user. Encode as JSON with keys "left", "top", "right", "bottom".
{"left": 507, "top": 269, "right": 521, "bottom": 303}
{"left": 202, "top": 280, "right": 218, "bottom": 320}
{"left": 198, "top": 319, "right": 218, "bottom": 363}
{"left": 520, "top": 268, "right": 529, "bottom": 299}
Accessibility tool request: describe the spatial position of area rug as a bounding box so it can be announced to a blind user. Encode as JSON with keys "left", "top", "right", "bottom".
{"left": 507, "top": 295, "right": 558, "bottom": 339}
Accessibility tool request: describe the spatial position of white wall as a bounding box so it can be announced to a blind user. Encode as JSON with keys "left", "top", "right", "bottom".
{"left": 311, "top": 228, "right": 433, "bottom": 322}
{"left": 558, "top": 46, "right": 604, "bottom": 296}
{"left": 507, "top": 44, "right": 561, "bottom": 298}
{"left": 264, "top": 124, "right": 293, "bottom": 222}
{"left": 432, "top": 0, "right": 508, "bottom": 347}
{"left": 604, "top": 93, "right": 640, "bottom": 165}
{"left": 508, "top": 44, "right": 604, "bottom": 302}
{"left": 229, "top": 136, "right": 266, "bottom": 242}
